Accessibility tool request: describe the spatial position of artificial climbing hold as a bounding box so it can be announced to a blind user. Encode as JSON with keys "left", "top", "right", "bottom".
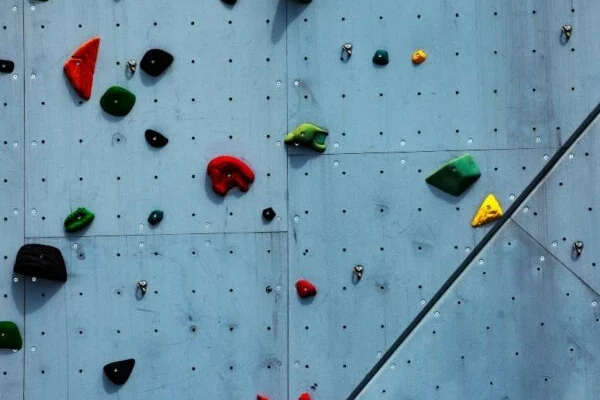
{"left": 103, "top": 358, "right": 135, "bottom": 385}
{"left": 140, "top": 49, "right": 174, "bottom": 77}
{"left": 0, "top": 321, "right": 22, "bottom": 350}
{"left": 296, "top": 0, "right": 313, "bottom": 3}
{"left": 411, "top": 49, "right": 427, "bottom": 64}
{"left": 145, "top": 129, "right": 169, "bottom": 148}
{"left": 207, "top": 156, "right": 255, "bottom": 196}
{"left": 372, "top": 49, "right": 389, "bottom": 66}
{"left": 425, "top": 154, "right": 481, "bottom": 196}
{"left": 147, "top": 210, "right": 164, "bottom": 226}
{"left": 296, "top": 279, "right": 317, "bottom": 298}
{"left": 221, "top": 0, "right": 237, "bottom": 5}
{"left": 64, "top": 207, "right": 95, "bottom": 233}
{"left": 100, "top": 86, "right": 136, "bottom": 117}
{"left": 63, "top": 37, "right": 100, "bottom": 100}
{"left": 284, "top": 123, "right": 328, "bottom": 152}
{"left": 262, "top": 207, "right": 276, "bottom": 222}
{"left": 257, "top": 395, "right": 270, "bottom": 400}
{"left": 298, "top": 393, "right": 312, "bottom": 400}
{"left": 471, "top": 194, "right": 503, "bottom": 227}
{"left": 0, "top": 59, "right": 15, "bottom": 74}
{"left": 14, "top": 244, "right": 67, "bottom": 282}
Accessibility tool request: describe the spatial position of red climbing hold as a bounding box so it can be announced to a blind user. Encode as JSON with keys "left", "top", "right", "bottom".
{"left": 63, "top": 37, "right": 100, "bottom": 100}
{"left": 295, "top": 279, "right": 317, "bottom": 298}
{"left": 257, "top": 395, "right": 270, "bottom": 400}
{"left": 298, "top": 393, "right": 312, "bottom": 400}
{"left": 207, "top": 156, "right": 255, "bottom": 196}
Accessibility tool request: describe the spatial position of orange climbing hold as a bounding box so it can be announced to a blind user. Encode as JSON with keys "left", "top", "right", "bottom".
{"left": 207, "top": 156, "right": 255, "bottom": 196}
{"left": 411, "top": 49, "right": 427, "bottom": 64}
{"left": 471, "top": 194, "right": 503, "bottom": 227}
{"left": 298, "top": 393, "right": 312, "bottom": 400}
{"left": 64, "top": 37, "right": 100, "bottom": 100}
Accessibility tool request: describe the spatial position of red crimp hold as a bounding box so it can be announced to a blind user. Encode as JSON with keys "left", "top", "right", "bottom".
{"left": 257, "top": 395, "right": 270, "bottom": 400}
{"left": 298, "top": 393, "right": 312, "bottom": 400}
{"left": 207, "top": 156, "right": 255, "bottom": 196}
{"left": 63, "top": 37, "right": 100, "bottom": 100}
{"left": 295, "top": 279, "right": 317, "bottom": 298}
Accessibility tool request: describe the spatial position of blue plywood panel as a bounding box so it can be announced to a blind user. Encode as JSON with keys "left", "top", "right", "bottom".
{"left": 357, "top": 221, "right": 600, "bottom": 399}
{"left": 0, "top": 1, "right": 25, "bottom": 398}
{"left": 23, "top": 233, "right": 287, "bottom": 399}
{"left": 512, "top": 116, "right": 600, "bottom": 293}
{"left": 24, "top": 0, "right": 287, "bottom": 238}
{"left": 287, "top": 149, "right": 549, "bottom": 399}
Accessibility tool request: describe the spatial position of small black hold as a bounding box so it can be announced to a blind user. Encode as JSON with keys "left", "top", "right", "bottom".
{"left": 262, "top": 207, "right": 276, "bottom": 221}
{"left": 103, "top": 358, "right": 135, "bottom": 385}
{"left": 221, "top": 0, "right": 237, "bottom": 4}
{"left": 14, "top": 244, "right": 67, "bottom": 282}
{"left": 140, "top": 49, "right": 174, "bottom": 77}
{"left": 147, "top": 210, "right": 164, "bottom": 226}
{"left": 145, "top": 129, "right": 169, "bottom": 148}
{"left": 0, "top": 60, "right": 15, "bottom": 74}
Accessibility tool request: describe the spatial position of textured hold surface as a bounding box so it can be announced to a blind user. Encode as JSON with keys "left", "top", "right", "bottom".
{"left": 262, "top": 207, "right": 276, "bottom": 222}
{"left": 298, "top": 393, "right": 311, "bottom": 400}
{"left": 100, "top": 86, "right": 136, "bottom": 117}
{"left": 0, "top": 321, "right": 22, "bottom": 350}
{"left": 221, "top": 0, "right": 237, "bottom": 4}
{"left": 207, "top": 155, "right": 255, "bottom": 196}
{"left": 14, "top": 244, "right": 67, "bottom": 282}
{"left": 295, "top": 279, "right": 317, "bottom": 298}
{"left": 411, "top": 49, "right": 427, "bottom": 64}
{"left": 284, "top": 123, "right": 328, "bottom": 152}
{"left": 140, "top": 49, "right": 174, "bottom": 77}
{"left": 103, "top": 358, "right": 135, "bottom": 385}
{"left": 64, "top": 207, "right": 95, "bottom": 233}
{"left": 63, "top": 37, "right": 100, "bottom": 100}
{"left": 372, "top": 49, "right": 389, "bottom": 66}
{"left": 147, "top": 210, "right": 164, "bottom": 226}
{"left": 471, "top": 194, "right": 503, "bottom": 227}
{"left": 425, "top": 154, "right": 481, "bottom": 196}
{"left": 145, "top": 129, "right": 169, "bottom": 148}
{"left": 0, "top": 59, "right": 15, "bottom": 73}
{"left": 257, "top": 395, "right": 270, "bottom": 400}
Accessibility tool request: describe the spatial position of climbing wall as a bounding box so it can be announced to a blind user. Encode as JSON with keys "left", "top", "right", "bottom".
{"left": 2, "top": 0, "right": 600, "bottom": 399}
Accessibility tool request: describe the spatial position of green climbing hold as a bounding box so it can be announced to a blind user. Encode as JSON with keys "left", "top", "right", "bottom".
{"left": 100, "top": 86, "right": 136, "bottom": 117}
{"left": 64, "top": 207, "right": 95, "bottom": 233}
{"left": 426, "top": 154, "right": 481, "bottom": 196}
{"left": 373, "top": 50, "right": 389, "bottom": 66}
{"left": 147, "top": 210, "right": 164, "bottom": 226}
{"left": 284, "top": 123, "right": 328, "bottom": 152}
{"left": 0, "top": 321, "right": 22, "bottom": 350}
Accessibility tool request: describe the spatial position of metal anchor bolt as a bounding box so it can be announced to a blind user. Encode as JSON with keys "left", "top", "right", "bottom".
{"left": 561, "top": 25, "right": 572, "bottom": 40}
{"left": 572, "top": 241, "right": 584, "bottom": 259}
{"left": 341, "top": 43, "right": 353, "bottom": 60}
{"left": 126, "top": 60, "right": 137, "bottom": 75}
{"left": 137, "top": 280, "right": 148, "bottom": 296}
{"left": 353, "top": 264, "right": 364, "bottom": 281}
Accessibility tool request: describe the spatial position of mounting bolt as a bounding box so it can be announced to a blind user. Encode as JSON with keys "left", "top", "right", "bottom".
{"left": 353, "top": 264, "right": 364, "bottom": 281}
{"left": 137, "top": 280, "right": 148, "bottom": 297}
{"left": 572, "top": 241, "right": 583, "bottom": 259}
{"left": 561, "top": 25, "right": 572, "bottom": 40}
{"left": 126, "top": 60, "right": 137, "bottom": 76}
{"left": 341, "top": 43, "right": 353, "bottom": 61}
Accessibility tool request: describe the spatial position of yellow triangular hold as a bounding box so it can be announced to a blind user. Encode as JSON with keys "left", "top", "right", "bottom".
{"left": 471, "top": 194, "right": 504, "bottom": 227}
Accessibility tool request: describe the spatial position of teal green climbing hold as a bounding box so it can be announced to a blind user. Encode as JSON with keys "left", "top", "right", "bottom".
{"left": 64, "top": 207, "right": 95, "bottom": 233}
{"left": 100, "top": 86, "right": 136, "bottom": 117}
{"left": 284, "top": 123, "right": 328, "bottom": 152}
{"left": 373, "top": 50, "right": 389, "bottom": 66}
{"left": 426, "top": 154, "right": 481, "bottom": 196}
{"left": 0, "top": 321, "right": 22, "bottom": 350}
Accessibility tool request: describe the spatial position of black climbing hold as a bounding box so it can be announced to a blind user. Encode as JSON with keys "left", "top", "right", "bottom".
{"left": 221, "top": 0, "right": 237, "bottom": 4}
{"left": 145, "top": 129, "right": 169, "bottom": 148}
{"left": 103, "top": 358, "right": 135, "bottom": 385}
{"left": 14, "top": 244, "right": 67, "bottom": 282}
{"left": 147, "top": 210, "right": 164, "bottom": 226}
{"left": 0, "top": 60, "right": 15, "bottom": 74}
{"left": 262, "top": 207, "right": 276, "bottom": 221}
{"left": 140, "top": 49, "right": 174, "bottom": 77}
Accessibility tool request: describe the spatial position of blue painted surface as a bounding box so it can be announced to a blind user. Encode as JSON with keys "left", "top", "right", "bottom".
{"left": 1, "top": 0, "right": 599, "bottom": 399}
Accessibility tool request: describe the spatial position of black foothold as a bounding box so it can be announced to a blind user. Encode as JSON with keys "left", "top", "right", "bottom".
{"left": 103, "top": 358, "right": 135, "bottom": 385}
{"left": 221, "top": 0, "right": 237, "bottom": 5}
{"left": 0, "top": 60, "right": 15, "bottom": 74}
{"left": 147, "top": 210, "right": 164, "bottom": 226}
{"left": 14, "top": 244, "right": 67, "bottom": 282}
{"left": 140, "top": 49, "right": 174, "bottom": 77}
{"left": 262, "top": 207, "right": 276, "bottom": 221}
{"left": 145, "top": 129, "right": 169, "bottom": 148}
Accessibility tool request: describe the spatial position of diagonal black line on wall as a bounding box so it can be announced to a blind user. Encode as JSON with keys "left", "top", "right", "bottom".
{"left": 346, "top": 101, "right": 600, "bottom": 399}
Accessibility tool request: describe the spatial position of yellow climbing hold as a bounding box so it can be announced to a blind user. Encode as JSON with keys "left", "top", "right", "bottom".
{"left": 471, "top": 194, "right": 503, "bottom": 227}
{"left": 411, "top": 49, "right": 427, "bottom": 64}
